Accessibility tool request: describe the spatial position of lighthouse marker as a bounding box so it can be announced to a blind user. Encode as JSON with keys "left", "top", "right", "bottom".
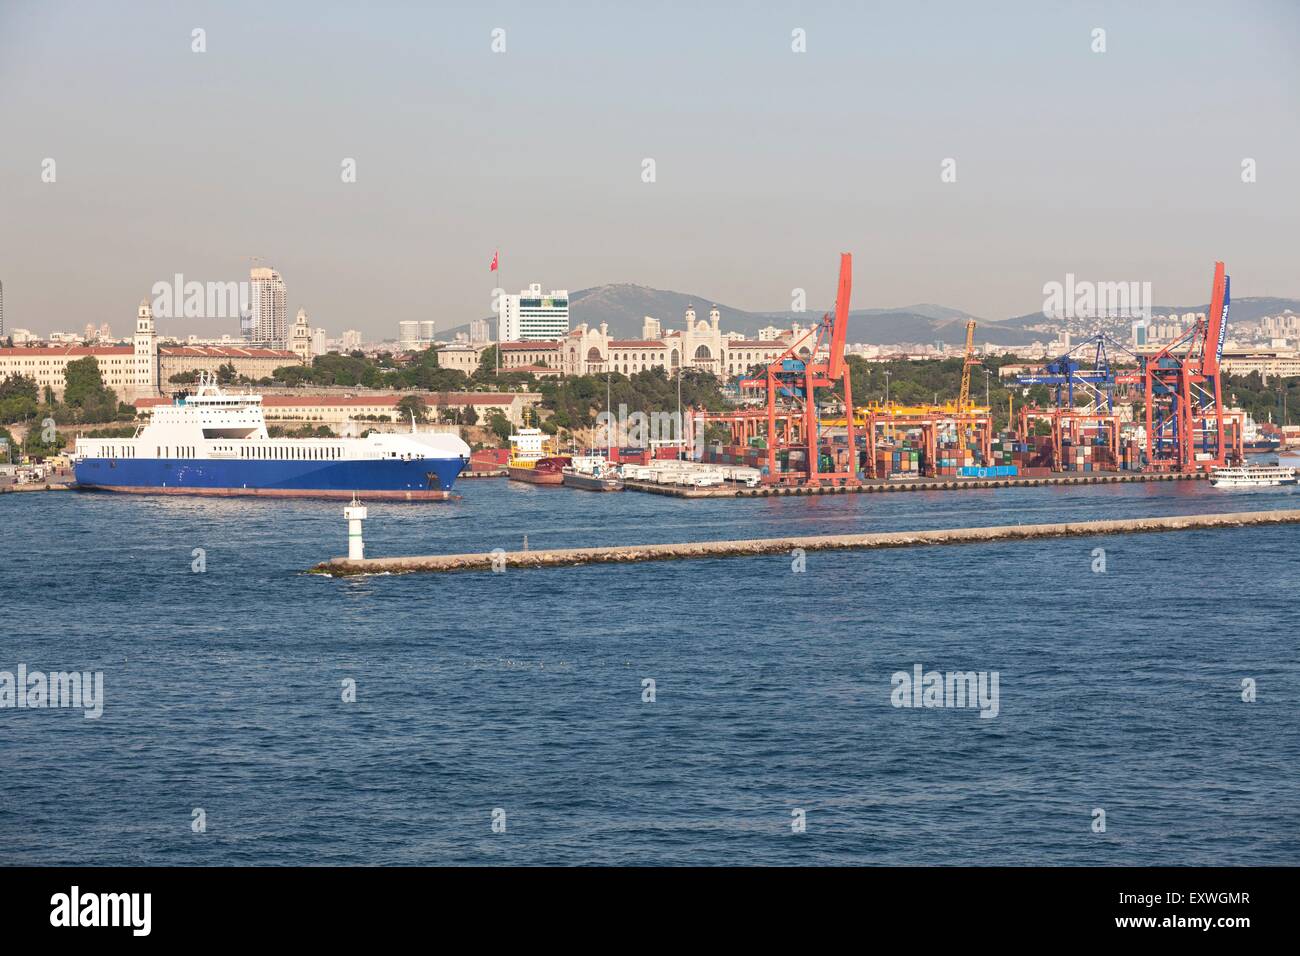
{"left": 344, "top": 494, "right": 368, "bottom": 561}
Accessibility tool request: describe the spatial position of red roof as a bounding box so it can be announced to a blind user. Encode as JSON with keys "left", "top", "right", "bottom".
{"left": 160, "top": 346, "right": 297, "bottom": 358}
{"left": 0, "top": 346, "right": 133, "bottom": 356}
{"left": 499, "top": 341, "right": 560, "bottom": 351}
{"left": 136, "top": 392, "right": 518, "bottom": 409}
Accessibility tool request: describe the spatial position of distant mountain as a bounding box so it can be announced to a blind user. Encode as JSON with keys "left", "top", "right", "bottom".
{"left": 1002, "top": 297, "right": 1300, "bottom": 330}
{"left": 443, "top": 285, "right": 1300, "bottom": 347}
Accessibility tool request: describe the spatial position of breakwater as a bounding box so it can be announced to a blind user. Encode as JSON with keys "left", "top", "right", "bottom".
{"left": 310, "top": 508, "right": 1300, "bottom": 576}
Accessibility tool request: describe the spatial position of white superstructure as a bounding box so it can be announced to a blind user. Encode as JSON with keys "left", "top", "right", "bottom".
{"left": 73, "top": 375, "right": 470, "bottom": 466}
{"left": 1210, "top": 464, "right": 1297, "bottom": 488}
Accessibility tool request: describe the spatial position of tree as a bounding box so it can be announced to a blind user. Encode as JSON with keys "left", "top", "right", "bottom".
{"left": 395, "top": 394, "right": 429, "bottom": 424}
{"left": 486, "top": 410, "right": 512, "bottom": 443}
{"left": 462, "top": 405, "right": 478, "bottom": 426}
{"left": 61, "top": 356, "right": 120, "bottom": 423}
{"left": 23, "top": 419, "right": 64, "bottom": 457}
{"left": 216, "top": 362, "right": 238, "bottom": 385}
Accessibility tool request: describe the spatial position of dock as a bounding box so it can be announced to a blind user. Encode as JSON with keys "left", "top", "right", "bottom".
{"left": 309, "top": 507, "right": 1300, "bottom": 576}
{"left": 621, "top": 470, "right": 1207, "bottom": 498}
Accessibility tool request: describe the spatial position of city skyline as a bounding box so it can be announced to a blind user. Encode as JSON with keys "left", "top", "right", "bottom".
{"left": 2, "top": 1, "right": 1297, "bottom": 339}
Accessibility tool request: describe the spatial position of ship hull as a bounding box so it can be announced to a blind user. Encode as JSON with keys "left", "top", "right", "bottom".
{"left": 562, "top": 471, "right": 624, "bottom": 491}
{"left": 508, "top": 465, "right": 565, "bottom": 485}
{"left": 73, "top": 455, "right": 467, "bottom": 498}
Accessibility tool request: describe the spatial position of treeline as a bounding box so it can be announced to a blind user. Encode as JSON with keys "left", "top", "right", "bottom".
{"left": 1224, "top": 372, "right": 1300, "bottom": 427}
{"left": 265, "top": 347, "right": 537, "bottom": 393}
{"left": 538, "top": 367, "right": 729, "bottom": 437}
{"left": 1, "top": 358, "right": 134, "bottom": 457}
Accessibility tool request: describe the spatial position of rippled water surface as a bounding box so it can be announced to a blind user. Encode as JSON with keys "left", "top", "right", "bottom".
{"left": 2, "top": 476, "right": 1298, "bottom": 865}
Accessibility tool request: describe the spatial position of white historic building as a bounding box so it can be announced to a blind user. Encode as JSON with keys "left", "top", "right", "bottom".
{"left": 499, "top": 304, "right": 819, "bottom": 379}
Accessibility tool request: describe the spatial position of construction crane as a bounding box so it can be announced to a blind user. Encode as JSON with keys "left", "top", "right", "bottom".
{"left": 958, "top": 319, "right": 977, "bottom": 411}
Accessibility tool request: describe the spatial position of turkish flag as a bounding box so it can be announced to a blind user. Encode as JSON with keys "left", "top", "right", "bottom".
{"left": 489, "top": 251, "right": 498, "bottom": 272}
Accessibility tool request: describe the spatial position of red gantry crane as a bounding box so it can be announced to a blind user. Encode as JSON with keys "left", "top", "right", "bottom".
{"left": 1143, "top": 261, "right": 1237, "bottom": 472}
{"left": 736, "top": 253, "right": 859, "bottom": 486}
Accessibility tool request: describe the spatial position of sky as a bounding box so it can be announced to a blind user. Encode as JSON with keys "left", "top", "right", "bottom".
{"left": 1, "top": 0, "right": 1297, "bottom": 338}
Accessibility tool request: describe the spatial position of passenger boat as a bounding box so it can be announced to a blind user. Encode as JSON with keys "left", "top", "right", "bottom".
{"left": 72, "top": 375, "right": 470, "bottom": 500}
{"left": 1209, "top": 464, "right": 1297, "bottom": 488}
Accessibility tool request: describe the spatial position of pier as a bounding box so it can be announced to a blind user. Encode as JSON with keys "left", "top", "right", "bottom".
{"left": 622, "top": 470, "right": 1208, "bottom": 498}
{"left": 309, "top": 507, "right": 1300, "bottom": 576}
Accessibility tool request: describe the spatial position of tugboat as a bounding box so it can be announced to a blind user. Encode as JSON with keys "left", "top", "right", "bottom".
{"left": 506, "top": 426, "right": 570, "bottom": 485}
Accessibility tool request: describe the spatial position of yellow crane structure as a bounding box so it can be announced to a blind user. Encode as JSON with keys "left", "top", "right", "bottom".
{"left": 958, "top": 319, "right": 977, "bottom": 411}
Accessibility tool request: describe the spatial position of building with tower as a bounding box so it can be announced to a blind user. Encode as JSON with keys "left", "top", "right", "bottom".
{"left": 291, "top": 308, "right": 313, "bottom": 363}
{"left": 0, "top": 297, "right": 302, "bottom": 402}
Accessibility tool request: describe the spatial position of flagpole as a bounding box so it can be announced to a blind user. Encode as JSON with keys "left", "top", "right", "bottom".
{"left": 492, "top": 249, "right": 500, "bottom": 375}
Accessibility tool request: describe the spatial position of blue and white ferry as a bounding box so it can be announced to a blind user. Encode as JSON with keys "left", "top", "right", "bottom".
{"left": 73, "top": 376, "right": 471, "bottom": 500}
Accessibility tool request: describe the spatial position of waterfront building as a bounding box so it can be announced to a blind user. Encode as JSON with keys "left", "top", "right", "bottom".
{"left": 1219, "top": 347, "right": 1300, "bottom": 381}
{"left": 498, "top": 283, "right": 569, "bottom": 342}
{"left": 0, "top": 298, "right": 301, "bottom": 402}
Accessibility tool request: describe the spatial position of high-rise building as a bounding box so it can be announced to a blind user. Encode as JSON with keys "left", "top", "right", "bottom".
{"left": 399, "top": 320, "right": 436, "bottom": 350}
{"left": 498, "top": 283, "right": 569, "bottom": 342}
{"left": 249, "top": 267, "right": 287, "bottom": 347}
{"left": 1132, "top": 319, "right": 1148, "bottom": 348}
{"left": 341, "top": 329, "right": 362, "bottom": 350}
{"left": 399, "top": 320, "right": 420, "bottom": 350}
{"left": 311, "top": 327, "right": 327, "bottom": 357}
{"left": 0, "top": 279, "right": 5, "bottom": 339}
{"left": 469, "top": 318, "right": 490, "bottom": 344}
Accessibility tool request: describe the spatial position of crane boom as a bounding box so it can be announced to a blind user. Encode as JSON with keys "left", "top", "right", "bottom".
{"left": 827, "top": 252, "right": 852, "bottom": 380}
{"left": 958, "top": 319, "right": 977, "bottom": 410}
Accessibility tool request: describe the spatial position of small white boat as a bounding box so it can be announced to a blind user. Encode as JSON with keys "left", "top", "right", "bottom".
{"left": 1210, "top": 464, "right": 1297, "bottom": 488}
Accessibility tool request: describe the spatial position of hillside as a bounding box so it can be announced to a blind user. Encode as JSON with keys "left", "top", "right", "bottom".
{"left": 444, "top": 284, "right": 1300, "bottom": 347}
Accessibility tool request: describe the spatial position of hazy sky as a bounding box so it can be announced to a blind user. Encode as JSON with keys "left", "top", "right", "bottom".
{"left": 2, "top": 0, "right": 1297, "bottom": 338}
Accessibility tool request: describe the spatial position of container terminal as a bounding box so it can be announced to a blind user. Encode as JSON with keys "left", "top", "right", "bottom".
{"left": 464, "top": 255, "right": 1272, "bottom": 500}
